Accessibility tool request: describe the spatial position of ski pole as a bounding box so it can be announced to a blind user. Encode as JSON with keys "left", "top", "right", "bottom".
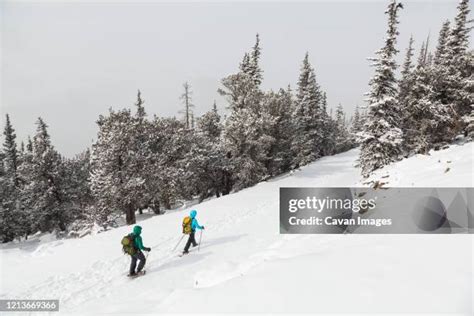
{"left": 198, "top": 230, "right": 203, "bottom": 252}
{"left": 172, "top": 234, "right": 185, "bottom": 251}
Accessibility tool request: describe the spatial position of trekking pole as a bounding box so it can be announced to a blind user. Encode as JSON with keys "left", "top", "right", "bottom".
{"left": 172, "top": 234, "right": 185, "bottom": 252}
{"left": 198, "top": 230, "right": 203, "bottom": 252}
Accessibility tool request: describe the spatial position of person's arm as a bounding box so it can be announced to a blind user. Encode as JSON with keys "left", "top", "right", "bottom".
{"left": 139, "top": 236, "right": 151, "bottom": 251}
{"left": 135, "top": 236, "right": 146, "bottom": 250}
{"left": 192, "top": 218, "right": 204, "bottom": 230}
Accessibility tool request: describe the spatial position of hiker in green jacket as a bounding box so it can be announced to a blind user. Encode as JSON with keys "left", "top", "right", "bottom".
{"left": 129, "top": 225, "right": 151, "bottom": 276}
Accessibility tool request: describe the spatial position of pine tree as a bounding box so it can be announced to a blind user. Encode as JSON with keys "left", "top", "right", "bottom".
{"left": 334, "top": 104, "right": 353, "bottom": 153}
{"left": 135, "top": 89, "right": 146, "bottom": 119}
{"left": 398, "top": 36, "right": 415, "bottom": 109}
{"left": 0, "top": 114, "right": 22, "bottom": 242}
{"left": 350, "top": 105, "right": 364, "bottom": 143}
{"left": 16, "top": 136, "right": 35, "bottom": 239}
{"left": 239, "top": 53, "right": 252, "bottom": 75}
{"left": 260, "top": 87, "right": 294, "bottom": 175}
{"left": 198, "top": 102, "right": 222, "bottom": 139}
{"left": 22, "top": 118, "right": 68, "bottom": 233}
{"left": 463, "top": 51, "right": 474, "bottom": 140}
{"left": 447, "top": 0, "right": 471, "bottom": 59}
{"left": 90, "top": 105, "right": 150, "bottom": 226}
{"left": 60, "top": 149, "right": 93, "bottom": 227}
{"left": 360, "top": 0, "right": 404, "bottom": 177}
{"left": 291, "top": 52, "right": 324, "bottom": 167}
{"left": 320, "top": 92, "right": 337, "bottom": 155}
{"left": 403, "top": 44, "right": 438, "bottom": 154}
{"left": 434, "top": 20, "right": 451, "bottom": 66}
{"left": 3, "top": 114, "right": 18, "bottom": 184}
{"left": 444, "top": 0, "right": 473, "bottom": 129}
{"left": 218, "top": 35, "right": 271, "bottom": 190}
{"left": 249, "top": 34, "right": 263, "bottom": 86}
{"left": 190, "top": 104, "right": 228, "bottom": 200}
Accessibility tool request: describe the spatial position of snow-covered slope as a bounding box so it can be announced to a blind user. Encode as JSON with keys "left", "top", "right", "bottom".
{"left": 1, "top": 143, "right": 472, "bottom": 314}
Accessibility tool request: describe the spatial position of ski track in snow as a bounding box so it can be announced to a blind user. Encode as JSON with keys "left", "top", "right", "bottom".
{"left": 0, "top": 143, "right": 473, "bottom": 314}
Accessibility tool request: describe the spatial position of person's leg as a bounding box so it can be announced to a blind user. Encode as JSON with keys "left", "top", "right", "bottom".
{"left": 184, "top": 232, "right": 194, "bottom": 252}
{"left": 136, "top": 251, "right": 146, "bottom": 273}
{"left": 191, "top": 232, "right": 198, "bottom": 247}
{"left": 130, "top": 254, "right": 138, "bottom": 275}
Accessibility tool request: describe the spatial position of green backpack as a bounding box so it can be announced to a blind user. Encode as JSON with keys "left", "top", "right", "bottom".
{"left": 121, "top": 233, "right": 137, "bottom": 255}
{"left": 182, "top": 216, "right": 192, "bottom": 235}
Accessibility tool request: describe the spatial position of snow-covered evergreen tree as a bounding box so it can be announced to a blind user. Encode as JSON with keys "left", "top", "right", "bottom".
{"left": 403, "top": 42, "right": 450, "bottom": 154}
{"left": 261, "top": 87, "right": 294, "bottom": 175}
{"left": 443, "top": 0, "right": 473, "bottom": 134}
{"left": 463, "top": 51, "right": 474, "bottom": 140}
{"left": 16, "top": 137, "right": 35, "bottom": 238}
{"left": 189, "top": 104, "right": 228, "bottom": 200}
{"left": 0, "top": 114, "right": 22, "bottom": 242}
{"left": 291, "top": 52, "right": 324, "bottom": 167}
{"left": 199, "top": 102, "right": 222, "bottom": 139}
{"left": 398, "top": 36, "right": 415, "bottom": 110}
{"left": 360, "top": 0, "right": 404, "bottom": 177}
{"left": 219, "top": 35, "right": 273, "bottom": 189}
{"left": 249, "top": 34, "right": 263, "bottom": 86}
{"left": 22, "top": 118, "right": 69, "bottom": 233}
{"left": 320, "top": 93, "right": 337, "bottom": 155}
{"left": 91, "top": 107, "right": 147, "bottom": 225}
{"left": 434, "top": 20, "right": 451, "bottom": 66}
{"left": 350, "top": 105, "right": 365, "bottom": 144}
{"left": 334, "top": 104, "right": 354, "bottom": 153}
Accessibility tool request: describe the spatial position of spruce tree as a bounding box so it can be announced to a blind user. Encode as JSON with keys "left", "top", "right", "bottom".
{"left": 360, "top": 0, "right": 404, "bottom": 177}
{"left": 433, "top": 20, "right": 451, "bottom": 66}
{"left": 291, "top": 52, "right": 324, "bottom": 167}
{"left": 398, "top": 36, "right": 415, "bottom": 109}
{"left": 249, "top": 34, "right": 263, "bottom": 86}
{"left": 0, "top": 114, "right": 22, "bottom": 242}
{"left": 22, "top": 118, "right": 68, "bottom": 233}
{"left": 334, "top": 104, "right": 353, "bottom": 153}
{"left": 3, "top": 114, "right": 18, "bottom": 184}
{"left": 90, "top": 106, "right": 149, "bottom": 225}
{"left": 444, "top": 0, "right": 473, "bottom": 128}
{"left": 219, "top": 35, "right": 270, "bottom": 190}
{"left": 320, "top": 92, "right": 337, "bottom": 155}
{"left": 350, "top": 105, "right": 364, "bottom": 142}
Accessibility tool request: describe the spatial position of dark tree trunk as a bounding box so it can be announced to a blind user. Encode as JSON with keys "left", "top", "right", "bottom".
{"left": 125, "top": 204, "right": 136, "bottom": 225}
{"left": 151, "top": 199, "right": 161, "bottom": 215}
{"left": 162, "top": 194, "right": 172, "bottom": 210}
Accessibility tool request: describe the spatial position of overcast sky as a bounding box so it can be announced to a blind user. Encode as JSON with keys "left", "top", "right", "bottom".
{"left": 1, "top": 0, "right": 468, "bottom": 157}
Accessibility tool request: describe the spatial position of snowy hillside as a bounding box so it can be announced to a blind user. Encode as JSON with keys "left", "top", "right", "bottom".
{"left": 1, "top": 142, "right": 472, "bottom": 314}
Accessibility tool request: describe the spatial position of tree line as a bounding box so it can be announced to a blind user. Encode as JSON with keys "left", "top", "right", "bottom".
{"left": 360, "top": 0, "right": 473, "bottom": 176}
{"left": 0, "top": 34, "right": 357, "bottom": 242}
{"left": 3, "top": 0, "right": 470, "bottom": 242}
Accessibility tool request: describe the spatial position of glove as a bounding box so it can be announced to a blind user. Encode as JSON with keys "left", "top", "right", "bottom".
{"left": 144, "top": 247, "right": 151, "bottom": 252}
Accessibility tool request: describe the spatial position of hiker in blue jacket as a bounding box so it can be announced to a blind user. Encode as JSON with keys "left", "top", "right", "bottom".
{"left": 183, "top": 210, "right": 204, "bottom": 254}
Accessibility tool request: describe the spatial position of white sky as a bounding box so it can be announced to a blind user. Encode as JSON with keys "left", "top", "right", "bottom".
{"left": 1, "top": 0, "right": 469, "bottom": 156}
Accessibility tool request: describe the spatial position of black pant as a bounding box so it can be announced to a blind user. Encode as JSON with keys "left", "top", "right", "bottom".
{"left": 184, "top": 232, "right": 198, "bottom": 252}
{"left": 130, "top": 250, "right": 146, "bottom": 274}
